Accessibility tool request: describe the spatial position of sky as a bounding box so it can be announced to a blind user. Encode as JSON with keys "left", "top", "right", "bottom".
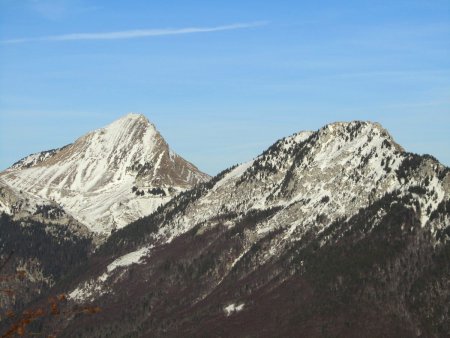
{"left": 0, "top": 0, "right": 449, "bottom": 175}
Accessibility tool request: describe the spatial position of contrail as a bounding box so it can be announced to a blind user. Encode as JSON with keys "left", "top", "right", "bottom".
{"left": 1, "top": 21, "right": 269, "bottom": 44}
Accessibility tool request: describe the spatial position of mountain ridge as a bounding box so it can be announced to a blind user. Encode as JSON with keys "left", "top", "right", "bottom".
{"left": 1, "top": 119, "right": 449, "bottom": 337}
{"left": 90, "top": 120, "right": 447, "bottom": 260}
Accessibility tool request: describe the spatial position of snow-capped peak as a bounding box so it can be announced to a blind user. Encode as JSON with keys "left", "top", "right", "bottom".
{"left": 0, "top": 113, "right": 210, "bottom": 235}
{"left": 102, "top": 112, "right": 156, "bottom": 135}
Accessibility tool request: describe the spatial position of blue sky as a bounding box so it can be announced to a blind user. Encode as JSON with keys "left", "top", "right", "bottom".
{"left": 0, "top": 0, "right": 449, "bottom": 175}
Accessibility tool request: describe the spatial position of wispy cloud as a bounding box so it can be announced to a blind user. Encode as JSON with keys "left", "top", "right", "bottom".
{"left": 1, "top": 21, "right": 268, "bottom": 44}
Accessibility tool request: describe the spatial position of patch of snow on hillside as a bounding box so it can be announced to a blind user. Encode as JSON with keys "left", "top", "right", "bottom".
{"left": 68, "top": 272, "right": 109, "bottom": 302}
{"left": 0, "top": 200, "right": 10, "bottom": 214}
{"left": 224, "top": 302, "right": 245, "bottom": 316}
{"left": 69, "top": 246, "right": 153, "bottom": 302}
{"left": 420, "top": 175, "right": 446, "bottom": 227}
{"left": 107, "top": 246, "right": 151, "bottom": 272}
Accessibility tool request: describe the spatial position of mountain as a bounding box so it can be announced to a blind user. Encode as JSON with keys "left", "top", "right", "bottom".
{"left": 0, "top": 113, "right": 209, "bottom": 319}
{"left": 19, "top": 121, "right": 448, "bottom": 337}
{"left": 0, "top": 113, "right": 210, "bottom": 235}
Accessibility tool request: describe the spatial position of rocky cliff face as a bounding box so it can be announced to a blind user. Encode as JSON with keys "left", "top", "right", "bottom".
{"left": 0, "top": 113, "right": 210, "bottom": 234}
{"left": 23, "top": 121, "right": 448, "bottom": 337}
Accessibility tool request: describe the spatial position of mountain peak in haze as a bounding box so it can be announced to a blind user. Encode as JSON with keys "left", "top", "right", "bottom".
{"left": 0, "top": 113, "right": 210, "bottom": 234}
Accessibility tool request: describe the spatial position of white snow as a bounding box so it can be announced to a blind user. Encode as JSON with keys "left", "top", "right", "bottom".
{"left": 0, "top": 199, "right": 11, "bottom": 214}
{"left": 224, "top": 303, "right": 245, "bottom": 316}
{"left": 291, "top": 131, "right": 313, "bottom": 144}
{"left": 107, "top": 246, "right": 151, "bottom": 272}
{"left": 68, "top": 272, "right": 109, "bottom": 302}
{"left": 419, "top": 175, "right": 446, "bottom": 227}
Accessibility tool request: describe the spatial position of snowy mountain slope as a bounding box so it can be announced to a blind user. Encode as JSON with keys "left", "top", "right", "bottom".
{"left": 0, "top": 113, "right": 210, "bottom": 234}
{"left": 112, "top": 121, "right": 447, "bottom": 250}
{"left": 0, "top": 177, "right": 93, "bottom": 240}
{"left": 32, "top": 120, "right": 450, "bottom": 337}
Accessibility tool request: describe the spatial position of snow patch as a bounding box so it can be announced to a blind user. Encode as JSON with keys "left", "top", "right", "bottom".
{"left": 224, "top": 302, "right": 245, "bottom": 316}
{"left": 107, "top": 246, "right": 151, "bottom": 272}
{"left": 68, "top": 272, "right": 109, "bottom": 302}
{"left": 68, "top": 246, "right": 152, "bottom": 302}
